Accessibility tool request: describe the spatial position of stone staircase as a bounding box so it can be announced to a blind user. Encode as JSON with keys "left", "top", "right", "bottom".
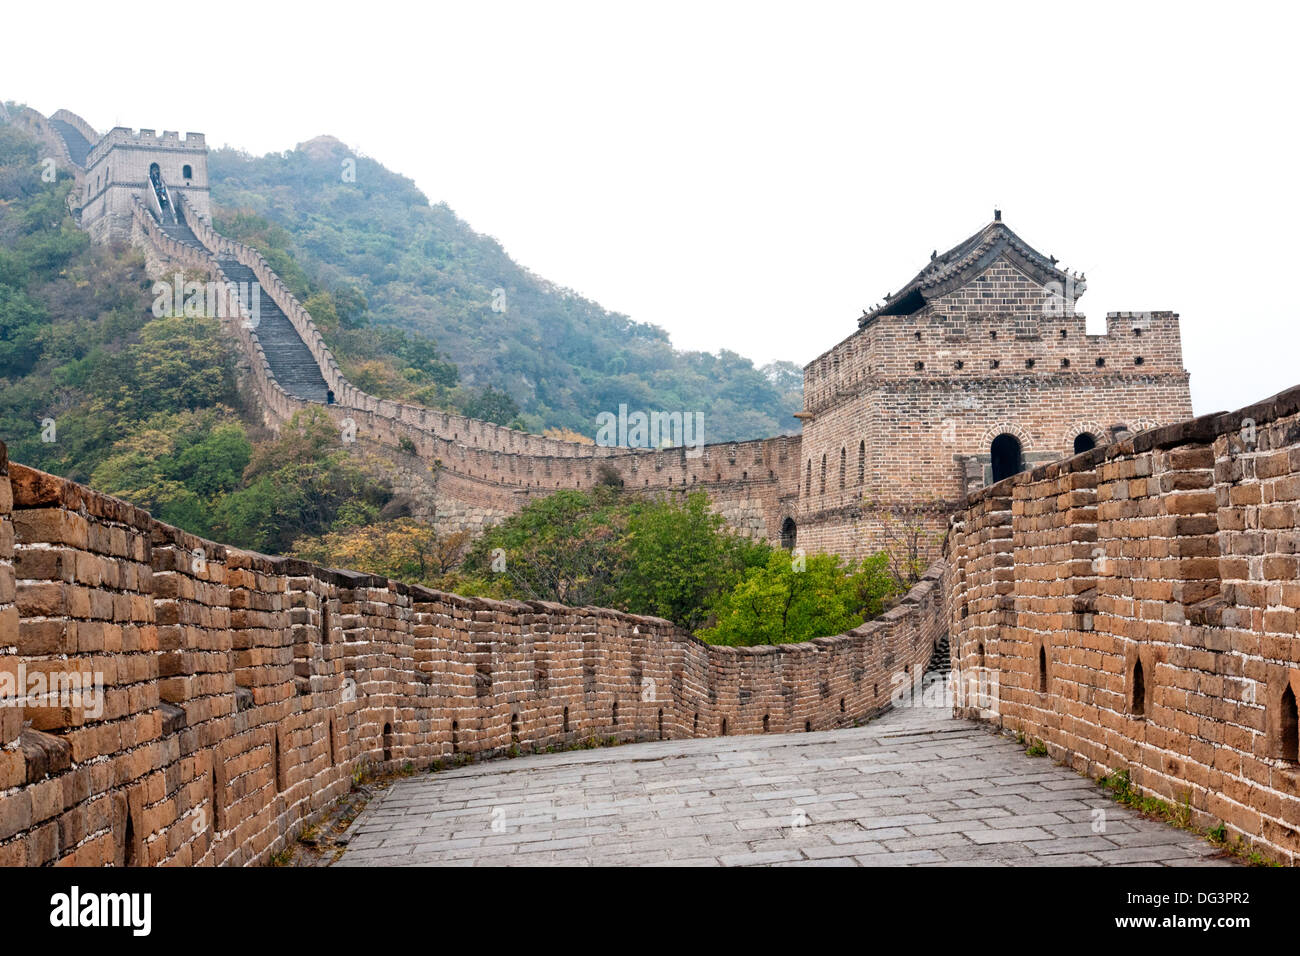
{"left": 216, "top": 255, "right": 332, "bottom": 403}
{"left": 151, "top": 216, "right": 333, "bottom": 404}
{"left": 158, "top": 221, "right": 205, "bottom": 253}
{"left": 925, "top": 632, "right": 952, "bottom": 675}
{"left": 49, "top": 119, "right": 92, "bottom": 167}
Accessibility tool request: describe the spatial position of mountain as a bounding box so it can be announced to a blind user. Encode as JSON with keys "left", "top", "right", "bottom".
{"left": 208, "top": 137, "right": 803, "bottom": 442}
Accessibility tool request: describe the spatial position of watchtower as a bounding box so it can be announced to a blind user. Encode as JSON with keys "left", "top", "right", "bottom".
{"left": 79, "top": 127, "right": 211, "bottom": 242}
{"left": 794, "top": 214, "right": 1194, "bottom": 561}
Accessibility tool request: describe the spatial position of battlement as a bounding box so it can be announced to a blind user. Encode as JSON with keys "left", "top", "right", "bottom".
{"left": 85, "top": 127, "right": 207, "bottom": 167}
{"left": 0, "top": 441, "right": 944, "bottom": 866}
{"left": 946, "top": 380, "right": 1300, "bottom": 865}
{"left": 804, "top": 306, "right": 1185, "bottom": 411}
{"left": 792, "top": 219, "right": 1193, "bottom": 563}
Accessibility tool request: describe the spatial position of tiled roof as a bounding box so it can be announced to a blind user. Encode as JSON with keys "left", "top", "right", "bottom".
{"left": 859, "top": 217, "right": 1075, "bottom": 328}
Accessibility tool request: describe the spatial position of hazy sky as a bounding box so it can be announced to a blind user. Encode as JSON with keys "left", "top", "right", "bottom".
{"left": 4, "top": 1, "right": 1297, "bottom": 417}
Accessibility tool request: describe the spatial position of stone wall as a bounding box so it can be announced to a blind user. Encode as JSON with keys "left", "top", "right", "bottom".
{"left": 947, "top": 382, "right": 1300, "bottom": 864}
{"left": 137, "top": 196, "right": 803, "bottom": 546}
{"left": 82, "top": 127, "right": 210, "bottom": 242}
{"left": 797, "top": 253, "right": 1194, "bottom": 563}
{"left": 6, "top": 107, "right": 80, "bottom": 197}
{"left": 0, "top": 445, "right": 947, "bottom": 866}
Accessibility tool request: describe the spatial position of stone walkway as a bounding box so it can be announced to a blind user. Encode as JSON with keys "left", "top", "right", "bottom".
{"left": 335, "top": 699, "right": 1238, "bottom": 867}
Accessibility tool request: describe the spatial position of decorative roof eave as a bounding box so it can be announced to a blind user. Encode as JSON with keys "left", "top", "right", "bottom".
{"left": 857, "top": 219, "right": 1075, "bottom": 328}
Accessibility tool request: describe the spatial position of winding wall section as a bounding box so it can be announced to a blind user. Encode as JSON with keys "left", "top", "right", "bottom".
{"left": 947, "top": 382, "right": 1300, "bottom": 864}
{"left": 134, "top": 194, "right": 800, "bottom": 541}
{"left": 0, "top": 442, "right": 943, "bottom": 866}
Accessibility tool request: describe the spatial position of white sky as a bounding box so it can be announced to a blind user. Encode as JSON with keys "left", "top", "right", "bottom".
{"left": 4, "top": 0, "right": 1297, "bottom": 417}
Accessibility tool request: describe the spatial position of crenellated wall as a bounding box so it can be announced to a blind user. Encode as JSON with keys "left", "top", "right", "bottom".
{"left": 796, "top": 223, "right": 1193, "bottom": 565}
{"left": 81, "top": 127, "right": 210, "bottom": 242}
{"left": 136, "top": 195, "right": 802, "bottom": 543}
{"left": 0, "top": 443, "right": 946, "bottom": 866}
{"left": 946, "top": 381, "right": 1300, "bottom": 864}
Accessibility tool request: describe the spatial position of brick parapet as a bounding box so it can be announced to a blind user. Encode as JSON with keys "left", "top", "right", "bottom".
{"left": 125, "top": 196, "right": 803, "bottom": 544}
{"left": 949, "top": 381, "right": 1300, "bottom": 864}
{"left": 0, "top": 447, "right": 945, "bottom": 866}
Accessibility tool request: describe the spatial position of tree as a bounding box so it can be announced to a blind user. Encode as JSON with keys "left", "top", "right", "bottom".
{"left": 294, "top": 519, "right": 471, "bottom": 585}
{"left": 875, "top": 501, "right": 945, "bottom": 589}
{"left": 332, "top": 284, "right": 369, "bottom": 328}
{"left": 462, "top": 385, "right": 519, "bottom": 426}
{"left": 616, "top": 492, "right": 769, "bottom": 631}
{"left": 214, "top": 406, "right": 391, "bottom": 552}
{"left": 462, "top": 487, "right": 627, "bottom": 606}
{"left": 122, "top": 314, "right": 237, "bottom": 415}
{"left": 461, "top": 487, "right": 772, "bottom": 629}
{"left": 698, "top": 550, "right": 898, "bottom": 646}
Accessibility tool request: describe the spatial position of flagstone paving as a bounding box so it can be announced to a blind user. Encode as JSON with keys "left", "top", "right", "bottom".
{"left": 335, "top": 698, "right": 1238, "bottom": 867}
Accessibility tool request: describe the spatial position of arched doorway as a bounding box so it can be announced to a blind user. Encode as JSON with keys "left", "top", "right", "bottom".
{"left": 1073, "top": 432, "right": 1097, "bottom": 454}
{"left": 780, "top": 517, "right": 797, "bottom": 550}
{"left": 990, "top": 433, "right": 1023, "bottom": 482}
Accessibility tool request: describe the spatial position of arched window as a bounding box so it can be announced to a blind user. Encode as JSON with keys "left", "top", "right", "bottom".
{"left": 991, "top": 433, "right": 1024, "bottom": 483}
{"left": 780, "top": 518, "right": 797, "bottom": 550}
{"left": 1038, "top": 645, "right": 1048, "bottom": 693}
{"left": 1131, "top": 659, "right": 1146, "bottom": 717}
{"left": 820, "top": 454, "right": 826, "bottom": 494}
{"left": 1281, "top": 685, "right": 1299, "bottom": 763}
{"left": 272, "top": 732, "right": 283, "bottom": 792}
{"left": 805, "top": 459, "right": 812, "bottom": 496}
{"left": 123, "top": 809, "right": 136, "bottom": 867}
{"left": 839, "top": 447, "right": 846, "bottom": 489}
{"left": 182, "top": 164, "right": 193, "bottom": 180}
{"left": 1074, "top": 432, "right": 1097, "bottom": 454}
{"left": 858, "top": 441, "right": 865, "bottom": 485}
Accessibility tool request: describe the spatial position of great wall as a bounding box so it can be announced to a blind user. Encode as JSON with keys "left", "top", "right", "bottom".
{"left": 0, "top": 106, "right": 1297, "bottom": 866}
{"left": 0, "top": 442, "right": 945, "bottom": 866}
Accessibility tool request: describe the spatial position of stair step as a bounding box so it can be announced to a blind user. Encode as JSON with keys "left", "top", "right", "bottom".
{"left": 217, "top": 257, "right": 331, "bottom": 403}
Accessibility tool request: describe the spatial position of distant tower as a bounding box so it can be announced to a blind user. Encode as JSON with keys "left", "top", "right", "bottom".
{"left": 79, "top": 127, "right": 211, "bottom": 242}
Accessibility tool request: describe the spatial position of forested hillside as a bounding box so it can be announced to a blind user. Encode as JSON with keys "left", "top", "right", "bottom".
{"left": 209, "top": 136, "right": 803, "bottom": 441}
{"left": 0, "top": 116, "right": 880, "bottom": 642}
{"left": 0, "top": 120, "right": 394, "bottom": 552}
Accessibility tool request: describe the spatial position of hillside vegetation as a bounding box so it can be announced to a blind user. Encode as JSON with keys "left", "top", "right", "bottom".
{"left": 0, "top": 120, "right": 393, "bottom": 550}
{"left": 0, "top": 114, "right": 880, "bottom": 645}
{"left": 209, "top": 136, "right": 803, "bottom": 442}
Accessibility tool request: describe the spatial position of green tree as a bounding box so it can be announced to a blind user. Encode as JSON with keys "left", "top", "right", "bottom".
{"left": 462, "top": 385, "right": 519, "bottom": 426}
{"left": 616, "top": 492, "right": 769, "bottom": 630}
{"left": 121, "top": 314, "right": 237, "bottom": 416}
{"left": 698, "top": 550, "right": 899, "bottom": 646}
{"left": 214, "top": 408, "right": 390, "bottom": 552}
{"left": 463, "top": 487, "right": 627, "bottom": 606}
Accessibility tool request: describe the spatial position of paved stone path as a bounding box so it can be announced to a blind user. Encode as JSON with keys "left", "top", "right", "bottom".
{"left": 336, "top": 699, "right": 1238, "bottom": 867}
